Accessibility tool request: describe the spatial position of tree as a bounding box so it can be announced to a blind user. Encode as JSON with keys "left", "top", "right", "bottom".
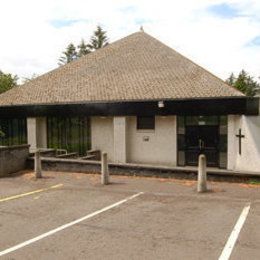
{"left": 22, "top": 73, "right": 38, "bottom": 84}
{"left": 226, "top": 72, "right": 235, "bottom": 86}
{"left": 226, "top": 70, "right": 260, "bottom": 97}
{"left": 0, "top": 70, "right": 18, "bottom": 94}
{"left": 87, "top": 26, "right": 109, "bottom": 51}
{"left": 77, "top": 39, "right": 90, "bottom": 57}
{"left": 58, "top": 43, "right": 78, "bottom": 66}
{"left": 57, "top": 26, "right": 109, "bottom": 64}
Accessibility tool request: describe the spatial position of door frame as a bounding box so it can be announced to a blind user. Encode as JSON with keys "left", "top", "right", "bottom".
{"left": 177, "top": 116, "right": 228, "bottom": 168}
{"left": 185, "top": 125, "right": 220, "bottom": 167}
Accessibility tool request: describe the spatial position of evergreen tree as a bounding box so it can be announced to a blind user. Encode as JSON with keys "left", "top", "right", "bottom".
{"left": 77, "top": 39, "right": 90, "bottom": 57}
{"left": 0, "top": 70, "right": 18, "bottom": 94}
{"left": 87, "top": 26, "right": 109, "bottom": 51}
{"left": 226, "top": 70, "right": 260, "bottom": 97}
{"left": 58, "top": 26, "right": 110, "bottom": 64}
{"left": 22, "top": 73, "right": 38, "bottom": 84}
{"left": 58, "top": 43, "right": 78, "bottom": 66}
{"left": 226, "top": 72, "right": 235, "bottom": 86}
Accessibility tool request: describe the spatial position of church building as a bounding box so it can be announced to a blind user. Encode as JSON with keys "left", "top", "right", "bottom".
{"left": 0, "top": 31, "right": 259, "bottom": 173}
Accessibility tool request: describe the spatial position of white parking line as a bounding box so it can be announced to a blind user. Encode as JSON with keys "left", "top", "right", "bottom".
{"left": 218, "top": 203, "right": 251, "bottom": 260}
{"left": 0, "top": 192, "right": 144, "bottom": 257}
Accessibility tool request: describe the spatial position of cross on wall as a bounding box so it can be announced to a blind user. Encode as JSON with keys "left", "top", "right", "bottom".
{"left": 236, "top": 128, "right": 245, "bottom": 155}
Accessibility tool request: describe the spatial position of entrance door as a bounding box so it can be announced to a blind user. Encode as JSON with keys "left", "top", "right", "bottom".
{"left": 185, "top": 126, "right": 219, "bottom": 167}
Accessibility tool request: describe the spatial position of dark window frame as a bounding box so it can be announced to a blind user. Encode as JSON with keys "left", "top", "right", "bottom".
{"left": 0, "top": 118, "right": 27, "bottom": 146}
{"left": 47, "top": 116, "right": 91, "bottom": 156}
{"left": 137, "top": 116, "right": 155, "bottom": 130}
{"left": 177, "top": 116, "right": 227, "bottom": 169}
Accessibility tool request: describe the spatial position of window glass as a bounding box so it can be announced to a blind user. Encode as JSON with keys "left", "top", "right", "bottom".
{"left": 137, "top": 116, "right": 155, "bottom": 130}
{"left": 0, "top": 118, "right": 27, "bottom": 146}
{"left": 177, "top": 115, "right": 227, "bottom": 168}
{"left": 186, "top": 116, "right": 219, "bottom": 126}
{"left": 47, "top": 116, "right": 90, "bottom": 155}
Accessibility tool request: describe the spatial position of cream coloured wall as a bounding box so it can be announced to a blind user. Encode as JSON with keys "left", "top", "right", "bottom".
{"left": 90, "top": 116, "right": 177, "bottom": 166}
{"left": 27, "top": 118, "right": 37, "bottom": 151}
{"left": 27, "top": 117, "right": 47, "bottom": 152}
{"left": 227, "top": 115, "right": 239, "bottom": 170}
{"left": 127, "top": 116, "right": 177, "bottom": 166}
{"left": 36, "top": 117, "right": 47, "bottom": 148}
{"left": 113, "top": 117, "right": 127, "bottom": 163}
{"left": 91, "top": 117, "right": 114, "bottom": 162}
{"left": 228, "top": 108, "right": 260, "bottom": 172}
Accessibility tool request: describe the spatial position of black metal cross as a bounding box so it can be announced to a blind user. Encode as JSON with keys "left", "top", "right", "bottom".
{"left": 236, "top": 128, "right": 245, "bottom": 155}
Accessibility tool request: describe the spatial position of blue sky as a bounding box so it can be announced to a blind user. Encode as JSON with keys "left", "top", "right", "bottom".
{"left": 208, "top": 3, "right": 241, "bottom": 19}
{"left": 50, "top": 19, "right": 86, "bottom": 29}
{"left": 248, "top": 36, "right": 260, "bottom": 46}
{"left": 0, "top": 0, "right": 259, "bottom": 82}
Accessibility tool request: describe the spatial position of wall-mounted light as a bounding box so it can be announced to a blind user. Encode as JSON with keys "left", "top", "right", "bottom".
{"left": 158, "top": 101, "right": 164, "bottom": 108}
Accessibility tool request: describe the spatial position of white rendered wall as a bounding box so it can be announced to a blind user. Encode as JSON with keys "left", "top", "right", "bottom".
{"left": 27, "top": 117, "right": 47, "bottom": 152}
{"left": 228, "top": 108, "right": 260, "bottom": 172}
{"left": 113, "top": 117, "right": 127, "bottom": 163}
{"left": 91, "top": 117, "right": 114, "bottom": 162}
{"left": 127, "top": 116, "right": 177, "bottom": 166}
{"left": 27, "top": 118, "right": 37, "bottom": 151}
{"left": 91, "top": 116, "right": 177, "bottom": 166}
{"left": 36, "top": 117, "right": 47, "bottom": 148}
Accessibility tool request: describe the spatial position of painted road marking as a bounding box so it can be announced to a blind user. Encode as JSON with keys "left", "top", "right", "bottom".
{"left": 219, "top": 203, "right": 251, "bottom": 260}
{"left": 0, "top": 184, "right": 63, "bottom": 203}
{"left": 0, "top": 191, "right": 144, "bottom": 257}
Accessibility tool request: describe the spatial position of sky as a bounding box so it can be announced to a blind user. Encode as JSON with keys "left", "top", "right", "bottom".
{"left": 0, "top": 0, "right": 260, "bottom": 83}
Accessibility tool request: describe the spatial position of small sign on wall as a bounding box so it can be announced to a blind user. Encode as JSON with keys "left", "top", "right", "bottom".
{"left": 143, "top": 136, "right": 150, "bottom": 142}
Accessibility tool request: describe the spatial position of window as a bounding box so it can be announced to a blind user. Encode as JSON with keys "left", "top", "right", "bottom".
{"left": 185, "top": 116, "right": 219, "bottom": 126}
{"left": 137, "top": 116, "right": 155, "bottom": 130}
{"left": 0, "top": 118, "right": 27, "bottom": 146}
{"left": 47, "top": 116, "right": 90, "bottom": 156}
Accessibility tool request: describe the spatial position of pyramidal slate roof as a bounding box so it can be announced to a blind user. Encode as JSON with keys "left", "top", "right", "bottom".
{"left": 0, "top": 31, "right": 244, "bottom": 106}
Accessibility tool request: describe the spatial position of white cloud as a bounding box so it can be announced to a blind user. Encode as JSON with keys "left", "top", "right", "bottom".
{"left": 0, "top": 0, "right": 259, "bottom": 82}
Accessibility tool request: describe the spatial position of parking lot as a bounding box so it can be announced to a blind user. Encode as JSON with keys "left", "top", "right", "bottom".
{"left": 0, "top": 171, "right": 260, "bottom": 260}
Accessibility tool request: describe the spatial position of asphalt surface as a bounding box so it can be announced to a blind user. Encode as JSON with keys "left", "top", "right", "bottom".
{"left": 0, "top": 171, "right": 260, "bottom": 260}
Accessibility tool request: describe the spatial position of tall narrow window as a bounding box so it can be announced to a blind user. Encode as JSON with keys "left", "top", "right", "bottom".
{"left": 219, "top": 116, "right": 228, "bottom": 169}
{"left": 177, "top": 116, "right": 185, "bottom": 166}
{"left": 137, "top": 116, "right": 155, "bottom": 130}
{"left": 47, "top": 116, "right": 90, "bottom": 155}
{"left": 0, "top": 118, "right": 27, "bottom": 146}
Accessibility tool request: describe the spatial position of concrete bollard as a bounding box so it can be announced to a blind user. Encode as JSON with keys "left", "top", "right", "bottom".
{"left": 197, "top": 154, "right": 207, "bottom": 193}
{"left": 34, "top": 149, "right": 42, "bottom": 178}
{"left": 101, "top": 152, "right": 109, "bottom": 185}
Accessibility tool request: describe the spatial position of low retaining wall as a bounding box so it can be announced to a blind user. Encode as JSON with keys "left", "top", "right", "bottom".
{"left": 0, "top": 145, "right": 30, "bottom": 177}
{"left": 26, "top": 157, "right": 260, "bottom": 182}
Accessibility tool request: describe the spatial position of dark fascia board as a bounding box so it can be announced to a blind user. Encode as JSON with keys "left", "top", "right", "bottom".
{"left": 0, "top": 97, "right": 258, "bottom": 118}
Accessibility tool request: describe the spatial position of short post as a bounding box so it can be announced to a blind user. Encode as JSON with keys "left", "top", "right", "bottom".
{"left": 34, "top": 149, "right": 42, "bottom": 178}
{"left": 197, "top": 154, "right": 207, "bottom": 193}
{"left": 101, "top": 152, "right": 109, "bottom": 185}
